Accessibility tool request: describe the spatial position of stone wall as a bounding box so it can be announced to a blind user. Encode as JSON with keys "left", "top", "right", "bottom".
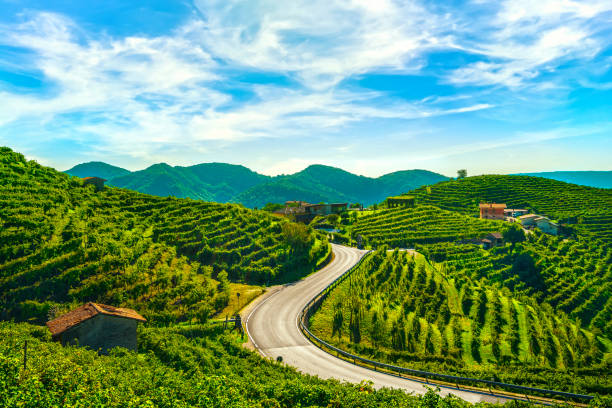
{"left": 60, "top": 314, "right": 139, "bottom": 354}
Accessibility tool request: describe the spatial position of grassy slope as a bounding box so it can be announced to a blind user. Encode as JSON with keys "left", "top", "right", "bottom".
{"left": 309, "top": 249, "right": 612, "bottom": 394}
{"left": 0, "top": 147, "right": 327, "bottom": 324}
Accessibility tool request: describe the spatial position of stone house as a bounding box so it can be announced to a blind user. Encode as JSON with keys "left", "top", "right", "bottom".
{"left": 46, "top": 302, "right": 146, "bottom": 354}
{"left": 82, "top": 176, "right": 107, "bottom": 191}
{"left": 482, "top": 232, "right": 504, "bottom": 249}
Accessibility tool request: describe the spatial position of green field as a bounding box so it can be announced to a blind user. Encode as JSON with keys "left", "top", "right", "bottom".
{"left": 0, "top": 147, "right": 328, "bottom": 324}
{"left": 309, "top": 249, "right": 612, "bottom": 394}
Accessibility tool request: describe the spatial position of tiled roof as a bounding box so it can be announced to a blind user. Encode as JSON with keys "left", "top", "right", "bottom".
{"left": 82, "top": 176, "right": 107, "bottom": 182}
{"left": 479, "top": 203, "right": 506, "bottom": 208}
{"left": 46, "top": 302, "right": 146, "bottom": 336}
{"left": 488, "top": 232, "right": 503, "bottom": 239}
{"left": 518, "top": 214, "right": 539, "bottom": 219}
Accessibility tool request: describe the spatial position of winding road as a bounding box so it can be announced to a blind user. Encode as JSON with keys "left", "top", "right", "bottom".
{"left": 245, "top": 244, "right": 508, "bottom": 404}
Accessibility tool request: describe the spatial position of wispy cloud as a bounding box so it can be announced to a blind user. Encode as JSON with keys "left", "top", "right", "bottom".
{"left": 0, "top": 1, "right": 610, "bottom": 173}
{"left": 445, "top": 0, "right": 612, "bottom": 88}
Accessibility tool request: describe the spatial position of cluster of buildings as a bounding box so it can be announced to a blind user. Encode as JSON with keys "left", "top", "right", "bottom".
{"left": 274, "top": 201, "right": 348, "bottom": 223}
{"left": 479, "top": 202, "right": 559, "bottom": 235}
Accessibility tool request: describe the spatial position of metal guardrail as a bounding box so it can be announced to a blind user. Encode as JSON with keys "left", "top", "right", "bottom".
{"left": 298, "top": 251, "right": 594, "bottom": 405}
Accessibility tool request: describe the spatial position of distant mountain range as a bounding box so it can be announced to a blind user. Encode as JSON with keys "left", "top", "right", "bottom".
{"left": 513, "top": 171, "right": 612, "bottom": 189}
{"left": 64, "top": 162, "right": 448, "bottom": 207}
{"left": 65, "top": 162, "right": 611, "bottom": 206}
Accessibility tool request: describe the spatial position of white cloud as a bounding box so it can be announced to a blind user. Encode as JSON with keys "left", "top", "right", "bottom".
{"left": 192, "top": 0, "right": 450, "bottom": 89}
{"left": 0, "top": 1, "right": 610, "bottom": 171}
{"left": 445, "top": 0, "right": 612, "bottom": 88}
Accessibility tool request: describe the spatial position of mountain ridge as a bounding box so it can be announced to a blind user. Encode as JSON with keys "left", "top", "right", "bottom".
{"left": 65, "top": 161, "right": 448, "bottom": 206}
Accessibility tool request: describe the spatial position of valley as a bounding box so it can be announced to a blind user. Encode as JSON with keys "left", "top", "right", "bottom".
{"left": 1, "top": 147, "right": 611, "bottom": 406}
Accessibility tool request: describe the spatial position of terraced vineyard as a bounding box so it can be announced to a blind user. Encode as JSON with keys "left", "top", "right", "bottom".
{"left": 310, "top": 249, "right": 612, "bottom": 394}
{"left": 418, "top": 233, "right": 612, "bottom": 337}
{"left": 0, "top": 147, "right": 327, "bottom": 323}
{"left": 351, "top": 205, "right": 505, "bottom": 247}
{"left": 407, "top": 175, "right": 612, "bottom": 242}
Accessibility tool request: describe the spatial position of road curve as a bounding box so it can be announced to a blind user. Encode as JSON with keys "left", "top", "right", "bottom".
{"left": 246, "top": 244, "right": 508, "bottom": 404}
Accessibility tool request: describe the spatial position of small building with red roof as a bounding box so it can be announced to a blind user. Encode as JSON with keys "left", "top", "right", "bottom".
{"left": 479, "top": 203, "right": 506, "bottom": 220}
{"left": 46, "top": 302, "right": 146, "bottom": 354}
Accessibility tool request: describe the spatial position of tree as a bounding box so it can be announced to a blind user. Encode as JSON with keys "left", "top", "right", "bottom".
{"left": 327, "top": 214, "right": 340, "bottom": 225}
{"left": 281, "top": 222, "right": 313, "bottom": 256}
{"left": 457, "top": 169, "right": 467, "bottom": 179}
{"left": 332, "top": 301, "right": 344, "bottom": 340}
{"left": 503, "top": 223, "right": 526, "bottom": 253}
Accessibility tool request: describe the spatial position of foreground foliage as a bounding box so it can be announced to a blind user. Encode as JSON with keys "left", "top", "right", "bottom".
{"left": 0, "top": 321, "right": 555, "bottom": 408}
{"left": 310, "top": 249, "right": 612, "bottom": 395}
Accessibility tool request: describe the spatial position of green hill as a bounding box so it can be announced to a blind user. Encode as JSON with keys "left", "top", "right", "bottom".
{"left": 406, "top": 175, "right": 612, "bottom": 242}
{"left": 109, "top": 162, "right": 270, "bottom": 203}
{"left": 514, "top": 171, "right": 612, "bottom": 189}
{"left": 346, "top": 202, "right": 612, "bottom": 337}
{"left": 234, "top": 165, "right": 448, "bottom": 207}
{"left": 65, "top": 161, "right": 131, "bottom": 180}
{"left": 64, "top": 161, "right": 448, "bottom": 207}
{"left": 309, "top": 249, "right": 612, "bottom": 394}
{"left": 416, "top": 236, "right": 612, "bottom": 337}
{"left": 0, "top": 147, "right": 327, "bottom": 324}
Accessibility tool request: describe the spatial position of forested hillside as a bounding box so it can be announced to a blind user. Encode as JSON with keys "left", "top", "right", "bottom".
{"left": 65, "top": 160, "right": 448, "bottom": 207}
{"left": 65, "top": 161, "right": 131, "bottom": 180}
{"left": 234, "top": 165, "right": 448, "bottom": 208}
{"left": 310, "top": 249, "right": 612, "bottom": 394}
{"left": 109, "top": 162, "right": 270, "bottom": 203}
{"left": 0, "top": 147, "right": 327, "bottom": 324}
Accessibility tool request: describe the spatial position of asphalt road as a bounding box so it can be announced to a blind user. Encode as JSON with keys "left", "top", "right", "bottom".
{"left": 246, "top": 244, "right": 508, "bottom": 404}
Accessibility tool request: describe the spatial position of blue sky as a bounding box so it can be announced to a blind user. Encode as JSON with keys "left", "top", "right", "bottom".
{"left": 0, "top": 0, "right": 611, "bottom": 177}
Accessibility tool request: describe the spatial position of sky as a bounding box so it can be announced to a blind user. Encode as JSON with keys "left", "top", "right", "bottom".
{"left": 0, "top": 0, "right": 611, "bottom": 177}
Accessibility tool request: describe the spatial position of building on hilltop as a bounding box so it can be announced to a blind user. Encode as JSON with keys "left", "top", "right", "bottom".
{"left": 46, "top": 302, "right": 146, "bottom": 354}
{"left": 82, "top": 176, "right": 107, "bottom": 191}
{"left": 274, "top": 202, "right": 347, "bottom": 223}
{"left": 386, "top": 196, "right": 416, "bottom": 208}
{"left": 304, "top": 203, "right": 348, "bottom": 216}
{"left": 479, "top": 203, "right": 506, "bottom": 220}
